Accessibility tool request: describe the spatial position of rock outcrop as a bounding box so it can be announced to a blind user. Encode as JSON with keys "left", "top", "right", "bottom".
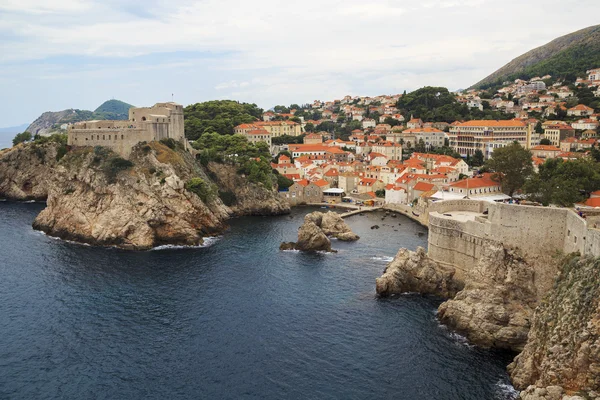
{"left": 376, "top": 247, "right": 462, "bottom": 298}
{"left": 438, "top": 243, "right": 540, "bottom": 352}
{"left": 0, "top": 142, "right": 60, "bottom": 200}
{"left": 206, "top": 161, "right": 290, "bottom": 216}
{"left": 508, "top": 255, "right": 600, "bottom": 399}
{"left": 280, "top": 211, "right": 359, "bottom": 252}
{"left": 376, "top": 242, "right": 552, "bottom": 352}
{"left": 32, "top": 142, "right": 230, "bottom": 249}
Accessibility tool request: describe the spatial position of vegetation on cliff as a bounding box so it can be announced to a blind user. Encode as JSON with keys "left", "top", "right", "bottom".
{"left": 183, "top": 100, "right": 263, "bottom": 140}
{"left": 192, "top": 132, "right": 276, "bottom": 189}
{"left": 509, "top": 254, "right": 600, "bottom": 397}
{"left": 485, "top": 142, "right": 534, "bottom": 196}
{"left": 472, "top": 24, "right": 600, "bottom": 89}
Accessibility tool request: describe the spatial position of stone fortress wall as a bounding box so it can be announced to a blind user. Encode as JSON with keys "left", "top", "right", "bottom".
{"left": 426, "top": 200, "right": 600, "bottom": 284}
{"left": 67, "top": 102, "right": 186, "bottom": 158}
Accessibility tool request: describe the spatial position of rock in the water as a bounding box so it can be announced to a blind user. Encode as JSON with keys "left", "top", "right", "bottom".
{"left": 376, "top": 247, "right": 463, "bottom": 298}
{"left": 279, "top": 242, "right": 297, "bottom": 251}
{"left": 280, "top": 211, "right": 357, "bottom": 252}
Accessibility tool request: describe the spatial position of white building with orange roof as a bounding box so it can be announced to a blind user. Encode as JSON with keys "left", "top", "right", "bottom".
{"left": 245, "top": 129, "right": 272, "bottom": 148}
{"left": 531, "top": 145, "right": 561, "bottom": 159}
{"left": 371, "top": 141, "right": 402, "bottom": 161}
{"left": 571, "top": 119, "right": 599, "bottom": 131}
{"left": 407, "top": 117, "right": 423, "bottom": 129}
{"left": 448, "top": 119, "right": 531, "bottom": 156}
{"left": 567, "top": 104, "right": 595, "bottom": 117}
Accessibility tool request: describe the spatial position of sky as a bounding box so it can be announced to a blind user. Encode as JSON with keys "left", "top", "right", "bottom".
{"left": 1, "top": 0, "right": 599, "bottom": 128}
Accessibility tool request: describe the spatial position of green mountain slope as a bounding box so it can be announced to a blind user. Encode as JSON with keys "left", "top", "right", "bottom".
{"left": 94, "top": 99, "right": 134, "bottom": 120}
{"left": 184, "top": 100, "right": 263, "bottom": 141}
{"left": 472, "top": 25, "right": 600, "bottom": 89}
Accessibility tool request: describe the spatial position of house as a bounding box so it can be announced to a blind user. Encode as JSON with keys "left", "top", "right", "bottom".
{"left": 531, "top": 145, "right": 562, "bottom": 159}
{"left": 567, "top": 104, "right": 594, "bottom": 117}
{"left": 357, "top": 178, "right": 385, "bottom": 194}
{"left": 406, "top": 117, "right": 423, "bottom": 129}
{"left": 304, "top": 133, "right": 323, "bottom": 144}
{"left": 402, "top": 127, "right": 446, "bottom": 150}
{"left": 446, "top": 173, "right": 505, "bottom": 200}
{"left": 571, "top": 119, "right": 599, "bottom": 131}
{"left": 245, "top": 129, "right": 272, "bottom": 148}
{"left": 588, "top": 68, "right": 600, "bottom": 82}
{"left": 280, "top": 179, "right": 323, "bottom": 205}
{"left": 385, "top": 187, "right": 408, "bottom": 205}
{"left": 362, "top": 118, "right": 376, "bottom": 129}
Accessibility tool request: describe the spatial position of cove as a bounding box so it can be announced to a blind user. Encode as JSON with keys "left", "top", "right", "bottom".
{"left": 0, "top": 202, "right": 516, "bottom": 399}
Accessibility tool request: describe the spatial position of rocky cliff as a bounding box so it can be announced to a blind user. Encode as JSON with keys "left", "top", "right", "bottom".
{"left": 1, "top": 139, "right": 290, "bottom": 249}
{"left": 377, "top": 242, "right": 558, "bottom": 352}
{"left": 206, "top": 161, "right": 290, "bottom": 216}
{"left": 33, "top": 142, "right": 230, "bottom": 249}
{"left": 0, "top": 142, "right": 61, "bottom": 200}
{"left": 508, "top": 255, "right": 600, "bottom": 399}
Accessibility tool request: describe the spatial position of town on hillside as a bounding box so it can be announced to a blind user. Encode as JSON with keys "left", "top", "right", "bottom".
{"left": 230, "top": 68, "right": 600, "bottom": 210}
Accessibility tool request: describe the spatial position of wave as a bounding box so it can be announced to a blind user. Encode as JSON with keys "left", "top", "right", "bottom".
{"left": 494, "top": 381, "right": 519, "bottom": 400}
{"left": 371, "top": 256, "right": 394, "bottom": 262}
{"left": 151, "top": 236, "right": 221, "bottom": 250}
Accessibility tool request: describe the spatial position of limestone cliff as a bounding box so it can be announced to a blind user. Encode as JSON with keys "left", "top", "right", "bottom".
{"left": 206, "top": 161, "right": 290, "bottom": 216}
{"left": 376, "top": 243, "right": 557, "bottom": 352}
{"left": 32, "top": 142, "right": 230, "bottom": 249}
{"left": 280, "top": 211, "right": 359, "bottom": 252}
{"left": 0, "top": 142, "right": 60, "bottom": 200}
{"left": 508, "top": 255, "right": 600, "bottom": 399}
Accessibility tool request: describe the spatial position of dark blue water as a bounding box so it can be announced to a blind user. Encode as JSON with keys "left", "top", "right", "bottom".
{"left": 0, "top": 202, "right": 517, "bottom": 399}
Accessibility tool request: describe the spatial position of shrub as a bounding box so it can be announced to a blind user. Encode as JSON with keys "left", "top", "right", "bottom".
{"left": 160, "top": 138, "right": 179, "bottom": 150}
{"left": 219, "top": 190, "right": 237, "bottom": 206}
{"left": 104, "top": 157, "right": 134, "bottom": 183}
{"left": 56, "top": 144, "right": 68, "bottom": 161}
{"left": 12, "top": 131, "right": 32, "bottom": 146}
{"left": 185, "top": 177, "right": 215, "bottom": 203}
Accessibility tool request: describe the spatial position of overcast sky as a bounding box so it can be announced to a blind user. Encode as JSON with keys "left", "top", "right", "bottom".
{"left": 1, "top": 0, "right": 599, "bottom": 127}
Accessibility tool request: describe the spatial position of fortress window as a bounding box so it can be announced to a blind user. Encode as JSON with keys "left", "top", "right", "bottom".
{"left": 121, "top": 135, "right": 124, "bottom": 140}
{"left": 109, "top": 135, "right": 111, "bottom": 140}
{"left": 142, "top": 117, "right": 147, "bottom": 121}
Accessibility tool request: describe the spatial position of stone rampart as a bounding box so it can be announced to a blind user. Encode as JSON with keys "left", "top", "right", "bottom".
{"left": 427, "top": 200, "right": 600, "bottom": 268}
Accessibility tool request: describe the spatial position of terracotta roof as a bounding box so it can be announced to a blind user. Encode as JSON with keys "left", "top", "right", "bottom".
{"left": 455, "top": 120, "right": 526, "bottom": 127}
{"left": 450, "top": 174, "right": 499, "bottom": 189}
{"left": 313, "top": 179, "right": 330, "bottom": 187}
{"left": 413, "top": 182, "right": 435, "bottom": 192}
{"left": 531, "top": 145, "right": 561, "bottom": 151}
{"left": 583, "top": 197, "right": 600, "bottom": 207}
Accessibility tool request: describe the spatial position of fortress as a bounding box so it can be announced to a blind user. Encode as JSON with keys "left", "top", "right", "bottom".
{"left": 67, "top": 102, "right": 187, "bottom": 157}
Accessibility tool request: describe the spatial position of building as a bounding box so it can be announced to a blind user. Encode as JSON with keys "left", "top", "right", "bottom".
{"left": 402, "top": 127, "right": 446, "bottom": 150}
{"left": 245, "top": 129, "right": 271, "bottom": 148}
{"left": 280, "top": 180, "right": 323, "bottom": 205}
{"left": 588, "top": 68, "right": 600, "bottom": 82}
{"left": 448, "top": 120, "right": 530, "bottom": 157}
{"left": 68, "top": 102, "right": 186, "bottom": 158}
{"left": 304, "top": 133, "right": 323, "bottom": 144}
{"left": 531, "top": 145, "right": 562, "bottom": 159}
{"left": 235, "top": 120, "right": 302, "bottom": 137}
{"left": 567, "top": 104, "right": 594, "bottom": 117}
{"left": 446, "top": 174, "right": 505, "bottom": 200}
{"left": 371, "top": 142, "right": 402, "bottom": 161}
{"left": 544, "top": 124, "right": 575, "bottom": 147}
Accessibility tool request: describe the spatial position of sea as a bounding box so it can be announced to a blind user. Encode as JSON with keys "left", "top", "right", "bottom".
{"left": 0, "top": 132, "right": 14, "bottom": 149}
{"left": 0, "top": 202, "right": 518, "bottom": 399}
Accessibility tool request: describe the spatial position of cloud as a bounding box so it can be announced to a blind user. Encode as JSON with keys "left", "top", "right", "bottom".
{"left": 0, "top": 0, "right": 599, "bottom": 126}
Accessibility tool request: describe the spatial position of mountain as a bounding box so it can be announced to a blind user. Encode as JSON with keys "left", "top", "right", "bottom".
{"left": 0, "top": 123, "right": 29, "bottom": 133}
{"left": 472, "top": 24, "right": 600, "bottom": 89}
{"left": 94, "top": 99, "right": 134, "bottom": 120}
{"left": 26, "top": 99, "right": 133, "bottom": 137}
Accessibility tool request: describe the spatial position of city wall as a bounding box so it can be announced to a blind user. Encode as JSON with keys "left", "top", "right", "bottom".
{"left": 426, "top": 200, "right": 600, "bottom": 286}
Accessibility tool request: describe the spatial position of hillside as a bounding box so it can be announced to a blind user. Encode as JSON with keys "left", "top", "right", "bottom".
{"left": 26, "top": 99, "right": 133, "bottom": 137}
{"left": 184, "top": 100, "right": 263, "bottom": 141}
{"left": 472, "top": 24, "right": 600, "bottom": 89}
{"left": 94, "top": 99, "right": 133, "bottom": 120}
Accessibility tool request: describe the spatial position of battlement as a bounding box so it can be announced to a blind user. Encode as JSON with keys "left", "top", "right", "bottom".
{"left": 68, "top": 102, "right": 186, "bottom": 158}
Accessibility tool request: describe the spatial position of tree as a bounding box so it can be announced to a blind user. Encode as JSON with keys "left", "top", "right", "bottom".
{"left": 415, "top": 139, "right": 426, "bottom": 153}
{"left": 304, "top": 123, "right": 315, "bottom": 132}
{"left": 485, "top": 142, "right": 533, "bottom": 196}
{"left": 540, "top": 138, "right": 552, "bottom": 145}
{"left": 375, "top": 189, "right": 385, "bottom": 198}
{"left": 524, "top": 158, "right": 600, "bottom": 206}
{"left": 184, "top": 100, "right": 263, "bottom": 140}
{"left": 472, "top": 149, "right": 484, "bottom": 166}
{"left": 12, "top": 131, "right": 32, "bottom": 146}
{"left": 535, "top": 122, "right": 544, "bottom": 134}
{"left": 273, "top": 105, "right": 290, "bottom": 114}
